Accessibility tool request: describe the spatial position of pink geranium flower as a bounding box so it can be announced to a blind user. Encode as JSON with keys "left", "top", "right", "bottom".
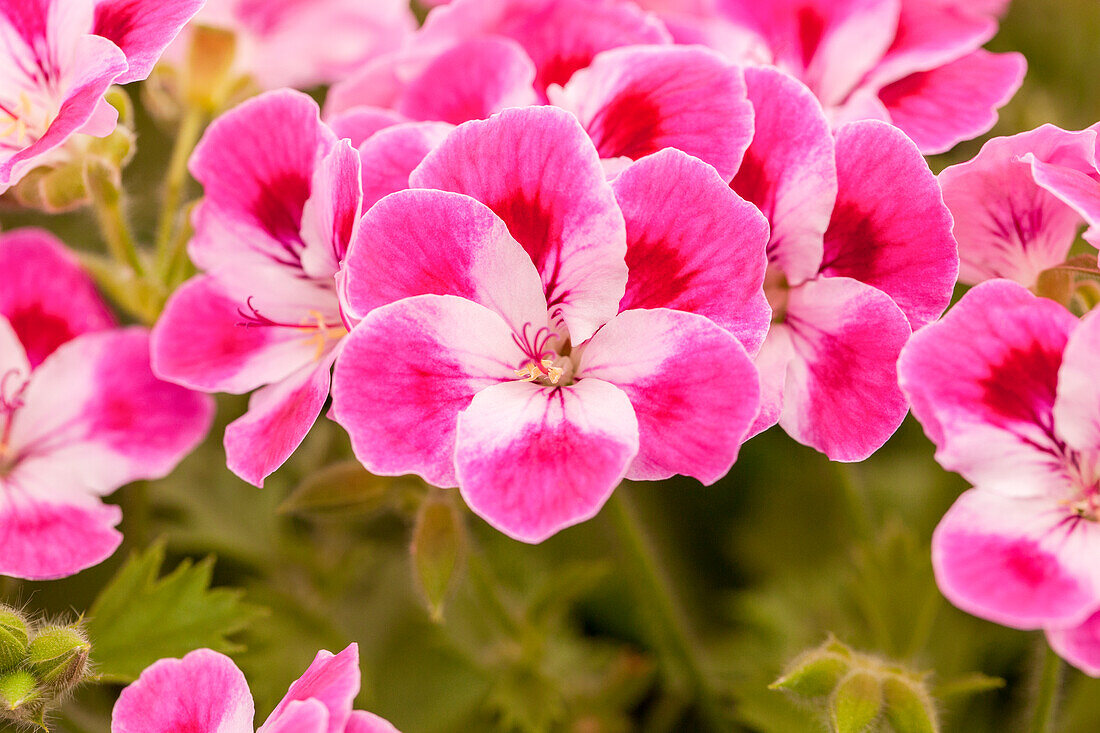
{"left": 899, "top": 280, "right": 1100, "bottom": 676}
{"left": 112, "top": 643, "right": 399, "bottom": 733}
{"left": 152, "top": 89, "right": 362, "bottom": 487}
{"left": 0, "top": 230, "right": 212, "bottom": 580}
{"left": 644, "top": 0, "right": 1026, "bottom": 154}
{"left": 731, "top": 67, "right": 957, "bottom": 460}
{"left": 174, "top": 0, "right": 415, "bottom": 89}
{"left": 325, "top": 0, "right": 671, "bottom": 125}
{"left": 331, "top": 106, "right": 767, "bottom": 543}
{"left": 939, "top": 124, "right": 1100, "bottom": 287}
{"left": 0, "top": 0, "right": 204, "bottom": 191}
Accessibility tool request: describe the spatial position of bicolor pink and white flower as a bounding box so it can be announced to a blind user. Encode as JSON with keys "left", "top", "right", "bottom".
{"left": 644, "top": 0, "right": 1026, "bottom": 154}
{"left": 731, "top": 67, "right": 958, "bottom": 460}
{"left": 331, "top": 106, "right": 768, "bottom": 543}
{"left": 152, "top": 89, "right": 362, "bottom": 488}
{"left": 112, "top": 643, "right": 399, "bottom": 733}
{"left": 325, "top": 0, "right": 672, "bottom": 125}
{"left": 173, "top": 0, "right": 415, "bottom": 89}
{"left": 899, "top": 280, "right": 1100, "bottom": 676}
{"left": 0, "top": 230, "right": 212, "bottom": 580}
{"left": 0, "top": 0, "right": 204, "bottom": 191}
{"left": 939, "top": 123, "right": 1100, "bottom": 287}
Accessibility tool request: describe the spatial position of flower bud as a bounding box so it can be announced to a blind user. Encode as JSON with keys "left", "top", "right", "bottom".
{"left": 0, "top": 607, "right": 29, "bottom": 674}
{"left": 411, "top": 499, "right": 465, "bottom": 621}
{"left": 26, "top": 625, "right": 90, "bottom": 694}
{"left": 829, "top": 672, "right": 882, "bottom": 733}
{"left": 0, "top": 669, "right": 40, "bottom": 712}
{"left": 882, "top": 676, "right": 938, "bottom": 733}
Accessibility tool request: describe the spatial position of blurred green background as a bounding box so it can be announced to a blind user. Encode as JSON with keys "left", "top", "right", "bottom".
{"left": 2, "top": 0, "right": 1100, "bottom": 731}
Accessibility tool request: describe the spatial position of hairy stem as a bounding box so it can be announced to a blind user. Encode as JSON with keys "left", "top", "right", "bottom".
{"left": 87, "top": 162, "right": 144, "bottom": 276}
{"left": 155, "top": 107, "right": 206, "bottom": 279}
{"left": 1029, "top": 644, "right": 1064, "bottom": 733}
{"left": 606, "top": 489, "right": 727, "bottom": 731}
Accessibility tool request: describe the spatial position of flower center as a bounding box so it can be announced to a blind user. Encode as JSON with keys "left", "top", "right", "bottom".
{"left": 514, "top": 354, "right": 575, "bottom": 387}
{"left": 237, "top": 300, "right": 347, "bottom": 362}
{"left": 0, "top": 91, "right": 51, "bottom": 150}
{"left": 511, "top": 323, "right": 574, "bottom": 387}
{"left": 764, "top": 269, "right": 790, "bottom": 324}
{"left": 1062, "top": 453, "right": 1100, "bottom": 521}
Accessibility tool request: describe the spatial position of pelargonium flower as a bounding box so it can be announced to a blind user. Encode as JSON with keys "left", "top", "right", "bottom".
{"left": 939, "top": 123, "right": 1100, "bottom": 288}
{"left": 899, "top": 280, "right": 1100, "bottom": 676}
{"left": 731, "top": 67, "right": 957, "bottom": 460}
{"left": 112, "top": 643, "right": 399, "bottom": 732}
{"left": 0, "top": 228, "right": 114, "bottom": 367}
{"left": 172, "top": 0, "right": 416, "bottom": 89}
{"left": 331, "top": 106, "right": 768, "bottom": 543}
{"left": 0, "top": 0, "right": 204, "bottom": 191}
{"left": 0, "top": 233, "right": 212, "bottom": 580}
{"left": 643, "top": 0, "right": 1026, "bottom": 154}
{"left": 152, "top": 89, "right": 362, "bottom": 487}
{"left": 325, "top": 0, "right": 671, "bottom": 124}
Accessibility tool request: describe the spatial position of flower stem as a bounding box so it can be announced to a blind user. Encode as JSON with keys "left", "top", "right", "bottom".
{"left": 155, "top": 107, "right": 206, "bottom": 279}
{"left": 87, "top": 162, "right": 144, "bottom": 276}
{"left": 1029, "top": 644, "right": 1064, "bottom": 733}
{"left": 605, "top": 489, "right": 728, "bottom": 731}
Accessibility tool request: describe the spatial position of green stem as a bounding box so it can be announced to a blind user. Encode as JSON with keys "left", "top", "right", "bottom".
{"left": 606, "top": 489, "right": 727, "bottom": 731}
{"left": 1029, "top": 644, "right": 1064, "bottom": 733}
{"left": 87, "top": 163, "right": 144, "bottom": 275}
{"left": 834, "top": 462, "right": 873, "bottom": 541}
{"left": 155, "top": 107, "right": 206, "bottom": 278}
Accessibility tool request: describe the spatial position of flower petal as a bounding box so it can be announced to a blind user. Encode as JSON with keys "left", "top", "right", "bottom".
{"left": 398, "top": 37, "right": 537, "bottom": 125}
{"left": 327, "top": 107, "right": 408, "bottom": 149}
{"left": 939, "top": 124, "right": 1096, "bottom": 287}
{"left": 346, "top": 711, "right": 401, "bottom": 733}
{"left": 261, "top": 700, "right": 329, "bottom": 733}
{"left": 261, "top": 644, "right": 360, "bottom": 733}
{"left": 898, "top": 280, "right": 1078, "bottom": 497}
{"left": 578, "top": 308, "right": 759, "bottom": 484}
{"left": 780, "top": 276, "right": 911, "bottom": 461}
{"left": 152, "top": 276, "right": 321, "bottom": 394}
{"left": 0, "top": 229, "right": 115, "bottom": 367}
{"left": 225, "top": 357, "right": 334, "bottom": 489}
{"left": 357, "top": 121, "right": 454, "bottom": 210}
{"left": 418, "top": 0, "right": 670, "bottom": 94}
{"left": 877, "top": 49, "right": 1026, "bottom": 155}
{"left": 188, "top": 89, "right": 335, "bottom": 271}
{"left": 340, "top": 189, "right": 548, "bottom": 330}
{"left": 1053, "top": 308, "right": 1100, "bottom": 460}
{"left": 933, "top": 489, "right": 1100, "bottom": 629}
{"left": 821, "top": 121, "right": 957, "bottom": 329}
{"left": 455, "top": 378, "right": 639, "bottom": 543}
{"left": 732, "top": 67, "right": 836, "bottom": 285}
{"left": 331, "top": 295, "right": 522, "bottom": 488}
{"left": 93, "top": 0, "right": 205, "bottom": 83}
{"left": 612, "top": 149, "right": 770, "bottom": 352}
{"left": 411, "top": 106, "right": 627, "bottom": 343}
{"left": 1048, "top": 610, "right": 1100, "bottom": 678}
{"left": 551, "top": 45, "right": 753, "bottom": 180}
{"left": 300, "top": 140, "right": 363, "bottom": 280}
{"left": 111, "top": 649, "right": 255, "bottom": 733}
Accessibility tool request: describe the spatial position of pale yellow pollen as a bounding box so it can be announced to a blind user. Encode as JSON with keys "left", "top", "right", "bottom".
{"left": 0, "top": 92, "right": 36, "bottom": 145}
{"left": 300, "top": 310, "right": 348, "bottom": 362}
{"left": 514, "top": 359, "right": 563, "bottom": 385}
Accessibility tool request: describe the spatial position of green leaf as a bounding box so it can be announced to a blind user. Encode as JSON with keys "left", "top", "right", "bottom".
{"left": 279, "top": 460, "right": 426, "bottom": 519}
{"left": 87, "top": 542, "right": 264, "bottom": 683}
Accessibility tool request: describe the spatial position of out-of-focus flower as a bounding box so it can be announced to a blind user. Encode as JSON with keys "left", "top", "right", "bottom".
{"left": 939, "top": 124, "right": 1100, "bottom": 288}
{"left": 152, "top": 89, "right": 362, "bottom": 488}
{"left": 899, "top": 280, "right": 1100, "bottom": 676}
{"left": 331, "top": 107, "right": 767, "bottom": 543}
{"left": 731, "top": 67, "right": 958, "bottom": 460}
{"left": 0, "top": 0, "right": 204, "bottom": 191}
{"left": 635, "top": 0, "right": 1025, "bottom": 154}
{"left": 0, "top": 228, "right": 115, "bottom": 367}
{"left": 325, "top": 0, "right": 670, "bottom": 123}
{"left": 172, "top": 0, "right": 415, "bottom": 90}
{"left": 112, "top": 643, "right": 399, "bottom": 733}
{"left": 0, "top": 232, "right": 212, "bottom": 580}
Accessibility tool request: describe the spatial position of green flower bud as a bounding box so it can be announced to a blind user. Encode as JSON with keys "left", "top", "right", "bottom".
{"left": 0, "top": 607, "right": 29, "bottom": 674}
{"left": 883, "top": 676, "right": 939, "bottom": 733}
{"left": 830, "top": 672, "right": 883, "bottom": 733}
{"left": 0, "top": 669, "right": 40, "bottom": 711}
{"left": 771, "top": 653, "right": 850, "bottom": 699}
{"left": 27, "top": 626, "right": 90, "bottom": 694}
{"left": 411, "top": 499, "right": 465, "bottom": 621}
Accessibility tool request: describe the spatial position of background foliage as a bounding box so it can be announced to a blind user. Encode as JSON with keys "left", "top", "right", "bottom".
{"left": 2, "top": 0, "right": 1099, "bottom": 731}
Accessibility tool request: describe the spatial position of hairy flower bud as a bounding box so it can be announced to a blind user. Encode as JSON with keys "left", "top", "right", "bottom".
{"left": 0, "top": 607, "right": 29, "bottom": 674}
{"left": 27, "top": 626, "right": 90, "bottom": 694}
{"left": 0, "top": 669, "right": 40, "bottom": 712}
